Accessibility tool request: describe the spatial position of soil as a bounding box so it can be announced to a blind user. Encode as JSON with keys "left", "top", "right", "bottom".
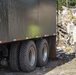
{"left": 0, "top": 51, "right": 76, "bottom": 75}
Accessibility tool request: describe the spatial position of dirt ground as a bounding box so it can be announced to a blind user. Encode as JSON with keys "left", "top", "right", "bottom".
{"left": 0, "top": 51, "right": 76, "bottom": 75}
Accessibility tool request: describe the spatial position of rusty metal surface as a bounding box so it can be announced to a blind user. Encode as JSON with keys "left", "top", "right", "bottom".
{"left": 0, "top": 0, "right": 56, "bottom": 42}
{"left": 49, "top": 36, "right": 56, "bottom": 58}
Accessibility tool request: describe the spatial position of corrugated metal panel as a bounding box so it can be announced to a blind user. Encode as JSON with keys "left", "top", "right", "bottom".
{"left": 0, "top": 0, "right": 8, "bottom": 41}
{"left": 0, "top": 0, "right": 56, "bottom": 43}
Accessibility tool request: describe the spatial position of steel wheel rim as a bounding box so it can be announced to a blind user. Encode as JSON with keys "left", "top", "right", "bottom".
{"left": 29, "top": 46, "right": 35, "bottom": 66}
{"left": 42, "top": 44, "right": 48, "bottom": 62}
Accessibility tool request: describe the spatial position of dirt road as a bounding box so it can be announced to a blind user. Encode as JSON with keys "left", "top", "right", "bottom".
{"left": 0, "top": 49, "right": 76, "bottom": 75}
{"left": 0, "top": 57, "right": 76, "bottom": 75}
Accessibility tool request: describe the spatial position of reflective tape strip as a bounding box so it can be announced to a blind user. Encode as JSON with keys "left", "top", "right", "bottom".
{"left": 44, "top": 34, "right": 49, "bottom": 37}
{"left": 2, "top": 40, "right": 7, "bottom": 43}
{"left": 0, "top": 41, "right": 2, "bottom": 43}
{"left": 16, "top": 38, "right": 20, "bottom": 41}
{"left": 36, "top": 36, "right": 41, "bottom": 38}
{"left": 26, "top": 37, "right": 29, "bottom": 39}
{"left": 13, "top": 39, "right": 16, "bottom": 41}
{"left": 36, "top": 36, "right": 39, "bottom": 38}
{"left": 53, "top": 33, "right": 56, "bottom": 35}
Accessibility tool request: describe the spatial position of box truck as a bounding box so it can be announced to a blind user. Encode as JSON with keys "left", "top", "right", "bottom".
{"left": 0, "top": 0, "right": 56, "bottom": 72}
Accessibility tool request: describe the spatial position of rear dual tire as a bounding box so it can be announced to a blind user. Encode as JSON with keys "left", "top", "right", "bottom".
{"left": 9, "top": 42, "right": 20, "bottom": 71}
{"left": 36, "top": 39, "right": 49, "bottom": 67}
{"left": 9, "top": 39, "right": 49, "bottom": 72}
{"left": 19, "top": 41, "right": 37, "bottom": 72}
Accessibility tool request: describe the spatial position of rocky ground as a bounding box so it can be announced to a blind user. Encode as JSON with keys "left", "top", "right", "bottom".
{"left": 0, "top": 48, "right": 76, "bottom": 75}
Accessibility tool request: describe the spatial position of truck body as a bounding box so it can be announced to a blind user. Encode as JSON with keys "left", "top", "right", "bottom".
{"left": 0, "top": 0, "right": 56, "bottom": 72}
{"left": 0, "top": 0, "right": 56, "bottom": 42}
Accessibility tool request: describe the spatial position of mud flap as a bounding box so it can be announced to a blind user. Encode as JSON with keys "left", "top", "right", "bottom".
{"left": 49, "top": 36, "right": 56, "bottom": 58}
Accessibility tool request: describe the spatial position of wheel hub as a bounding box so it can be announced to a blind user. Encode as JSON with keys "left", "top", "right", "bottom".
{"left": 29, "top": 47, "right": 35, "bottom": 66}
{"left": 42, "top": 45, "right": 48, "bottom": 62}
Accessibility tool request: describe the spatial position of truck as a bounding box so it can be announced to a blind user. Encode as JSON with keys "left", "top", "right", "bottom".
{"left": 0, "top": 0, "right": 56, "bottom": 72}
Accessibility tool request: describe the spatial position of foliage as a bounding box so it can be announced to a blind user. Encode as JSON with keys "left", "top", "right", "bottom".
{"left": 57, "top": 0, "right": 76, "bottom": 10}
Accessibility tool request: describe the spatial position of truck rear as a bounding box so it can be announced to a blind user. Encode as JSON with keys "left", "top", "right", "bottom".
{"left": 0, "top": 0, "right": 56, "bottom": 72}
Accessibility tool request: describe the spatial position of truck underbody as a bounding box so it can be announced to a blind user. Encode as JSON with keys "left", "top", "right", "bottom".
{"left": 0, "top": 0, "right": 56, "bottom": 72}
{"left": 0, "top": 36, "right": 56, "bottom": 72}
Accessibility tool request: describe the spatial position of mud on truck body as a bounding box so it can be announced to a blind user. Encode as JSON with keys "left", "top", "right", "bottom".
{"left": 0, "top": 0, "right": 56, "bottom": 72}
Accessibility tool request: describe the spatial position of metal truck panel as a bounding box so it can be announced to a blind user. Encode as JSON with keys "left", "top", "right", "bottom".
{"left": 0, "top": 0, "right": 8, "bottom": 41}
{"left": 0, "top": 0, "right": 56, "bottom": 43}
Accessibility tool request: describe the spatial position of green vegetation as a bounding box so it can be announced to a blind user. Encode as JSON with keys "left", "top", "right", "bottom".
{"left": 58, "top": 0, "right": 76, "bottom": 10}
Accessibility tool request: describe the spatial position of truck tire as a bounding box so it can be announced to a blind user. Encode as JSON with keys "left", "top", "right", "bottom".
{"left": 9, "top": 42, "right": 20, "bottom": 71}
{"left": 36, "top": 39, "right": 49, "bottom": 67}
{"left": 19, "top": 41, "right": 37, "bottom": 72}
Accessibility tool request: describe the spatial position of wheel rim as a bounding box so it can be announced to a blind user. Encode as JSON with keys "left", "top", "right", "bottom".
{"left": 42, "top": 44, "right": 48, "bottom": 62}
{"left": 29, "top": 46, "right": 35, "bottom": 66}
